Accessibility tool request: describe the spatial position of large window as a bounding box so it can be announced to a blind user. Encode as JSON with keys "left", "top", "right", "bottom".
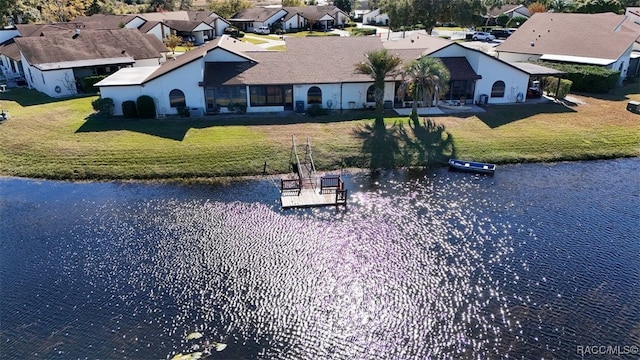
{"left": 307, "top": 86, "right": 322, "bottom": 104}
{"left": 366, "top": 85, "right": 376, "bottom": 102}
{"left": 491, "top": 81, "right": 505, "bottom": 98}
{"left": 169, "top": 89, "right": 186, "bottom": 108}
{"left": 215, "top": 86, "right": 246, "bottom": 106}
{"left": 250, "top": 85, "right": 286, "bottom": 106}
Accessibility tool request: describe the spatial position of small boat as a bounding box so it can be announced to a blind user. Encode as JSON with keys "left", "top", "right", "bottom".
{"left": 448, "top": 158, "right": 496, "bottom": 175}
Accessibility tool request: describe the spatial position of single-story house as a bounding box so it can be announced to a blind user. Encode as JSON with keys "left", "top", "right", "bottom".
{"left": 496, "top": 12, "right": 640, "bottom": 83}
{"left": 15, "top": 28, "right": 166, "bottom": 97}
{"left": 229, "top": 7, "right": 288, "bottom": 33}
{"left": 481, "top": 4, "right": 531, "bottom": 27}
{"left": 362, "top": 8, "right": 389, "bottom": 26}
{"left": 96, "top": 32, "right": 560, "bottom": 117}
{"left": 187, "top": 10, "right": 232, "bottom": 37}
{"left": 282, "top": 6, "right": 350, "bottom": 31}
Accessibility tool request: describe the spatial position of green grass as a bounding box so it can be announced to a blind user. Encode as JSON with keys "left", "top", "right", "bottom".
{"left": 1, "top": 86, "right": 639, "bottom": 181}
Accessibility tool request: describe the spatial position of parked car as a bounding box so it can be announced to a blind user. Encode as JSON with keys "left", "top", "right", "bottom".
{"left": 472, "top": 32, "right": 495, "bottom": 41}
{"left": 490, "top": 29, "right": 512, "bottom": 39}
{"left": 254, "top": 26, "right": 270, "bottom": 35}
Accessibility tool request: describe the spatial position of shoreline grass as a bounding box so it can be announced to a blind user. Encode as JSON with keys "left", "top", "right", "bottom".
{"left": 1, "top": 85, "right": 639, "bottom": 182}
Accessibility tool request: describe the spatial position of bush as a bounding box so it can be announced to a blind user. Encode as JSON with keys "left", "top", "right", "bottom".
{"left": 542, "top": 77, "right": 573, "bottom": 99}
{"left": 538, "top": 62, "right": 619, "bottom": 93}
{"left": 80, "top": 75, "right": 107, "bottom": 93}
{"left": 507, "top": 16, "right": 528, "bottom": 28}
{"left": 136, "top": 95, "right": 156, "bottom": 118}
{"left": 177, "top": 106, "right": 190, "bottom": 117}
{"left": 306, "top": 104, "right": 329, "bottom": 117}
{"left": 227, "top": 102, "right": 246, "bottom": 114}
{"left": 122, "top": 100, "right": 137, "bottom": 118}
{"left": 91, "top": 97, "right": 114, "bottom": 117}
{"left": 351, "top": 28, "right": 376, "bottom": 36}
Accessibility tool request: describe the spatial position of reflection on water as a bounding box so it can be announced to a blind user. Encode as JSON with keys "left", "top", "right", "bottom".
{"left": 1, "top": 159, "right": 639, "bottom": 359}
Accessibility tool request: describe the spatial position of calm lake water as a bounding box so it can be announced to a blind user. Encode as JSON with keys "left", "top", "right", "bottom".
{"left": 1, "top": 159, "right": 639, "bottom": 359}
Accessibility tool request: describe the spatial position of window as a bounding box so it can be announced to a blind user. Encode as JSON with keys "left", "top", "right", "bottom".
{"left": 249, "top": 85, "right": 285, "bottom": 106}
{"left": 215, "top": 86, "right": 246, "bottom": 107}
{"left": 491, "top": 81, "right": 505, "bottom": 98}
{"left": 307, "top": 86, "right": 322, "bottom": 104}
{"left": 366, "top": 85, "right": 376, "bottom": 102}
{"left": 169, "top": 89, "right": 186, "bottom": 108}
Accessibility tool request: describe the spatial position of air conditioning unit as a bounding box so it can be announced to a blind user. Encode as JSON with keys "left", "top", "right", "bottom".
{"left": 627, "top": 101, "right": 640, "bottom": 114}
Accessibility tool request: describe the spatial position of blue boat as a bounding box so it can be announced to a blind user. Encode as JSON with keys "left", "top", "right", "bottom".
{"left": 448, "top": 158, "right": 496, "bottom": 175}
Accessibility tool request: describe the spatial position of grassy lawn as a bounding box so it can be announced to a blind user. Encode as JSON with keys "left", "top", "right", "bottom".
{"left": 1, "top": 85, "right": 639, "bottom": 181}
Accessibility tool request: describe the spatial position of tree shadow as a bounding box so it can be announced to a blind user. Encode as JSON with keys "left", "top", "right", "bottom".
{"left": 476, "top": 102, "right": 576, "bottom": 128}
{"left": 398, "top": 117, "right": 456, "bottom": 168}
{"left": 353, "top": 120, "right": 401, "bottom": 171}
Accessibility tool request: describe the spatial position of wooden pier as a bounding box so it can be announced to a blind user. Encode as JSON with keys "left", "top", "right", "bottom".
{"left": 280, "top": 136, "right": 347, "bottom": 208}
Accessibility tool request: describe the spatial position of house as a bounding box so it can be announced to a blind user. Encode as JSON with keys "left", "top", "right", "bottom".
{"left": 14, "top": 28, "right": 166, "bottom": 97}
{"left": 187, "top": 10, "right": 232, "bottom": 37}
{"left": 496, "top": 12, "right": 640, "bottom": 84}
{"left": 383, "top": 32, "right": 560, "bottom": 105}
{"left": 481, "top": 4, "right": 531, "bottom": 27}
{"left": 282, "top": 6, "right": 350, "bottom": 31}
{"left": 96, "top": 32, "right": 560, "bottom": 117}
{"left": 229, "top": 7, "right": 288, "bottom": 33}
{"left": 362, "top": 8, "right": 389, "bottom": 26}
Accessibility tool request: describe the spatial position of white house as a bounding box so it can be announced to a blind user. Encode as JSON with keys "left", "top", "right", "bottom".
{"left": 96, "top": 32, "right": 560, "bottom": 117}
{"left": 496, "top": 12, "right": 640, "bottom": 83}
{"left": 229, "top": 7, "right": 288, "bottom": 33}
{"left": 363, "top": 8, "right": 389, "bottom": 26}
{"left": 14, "top": 28, "right": 166, "bottom": 98}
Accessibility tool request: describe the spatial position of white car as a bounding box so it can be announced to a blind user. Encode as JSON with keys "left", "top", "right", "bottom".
{"left": 254, "top": 26, "right": 270, "bottom": 35}
{"left": 472, "top": 32, "right": 495, "bottom": 42}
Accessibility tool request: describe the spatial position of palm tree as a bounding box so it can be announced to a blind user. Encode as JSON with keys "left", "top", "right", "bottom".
{"left": 398, "top": 56, "right": 450, "bottom": 121}
{"left": 354, "top": 49, "right": 402, "bottom": 125}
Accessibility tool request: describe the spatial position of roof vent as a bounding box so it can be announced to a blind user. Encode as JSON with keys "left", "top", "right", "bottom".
{"left": 72, "top": 29, "right": 80, "bottom": 39}
{"left": 530, "top": 42, "right": 535, "bottom": 47}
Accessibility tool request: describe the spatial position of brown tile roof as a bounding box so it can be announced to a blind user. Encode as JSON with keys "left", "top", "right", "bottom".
{"left": 138, "top": 20, "right": 161, "bottom": 34}
{"left": 70, "top": 14, "right": 140, "bottom": 29}
{"left": 14, "top": 28, "right": 162, "bottom": 67}
{"left": 145, "top": 37, "right": 224, "bottom": 83}
{"left": 382, "top": 31, "right": 453, "bottom": 54}
{"left": 283, "top": 5, "right": 346, "bottom": 22}
{"left": 0, "top": 39, "right": 21, "bottom": 61}
{"left": 496, "top": 12, "right": 640, "bottom": 61}
{"left": 187, "top": 10, "right": 221, "bottom": 22}
{"left": 486, "top": 4, "right": 528, "bottom": 18}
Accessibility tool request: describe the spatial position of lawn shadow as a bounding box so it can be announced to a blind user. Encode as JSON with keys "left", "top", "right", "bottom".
{"left": 0, "top": 88, "right": 97, "bottom": 106}
{"left": 476, "top": 102, "right": 576, "bottom": 128}
{"left": 398, "top": 117, "right": 456, "bottom": 168}
{"left": 353, "top": 120, "right": 400, "bottom": 170}
{"left": 76, "top": 109, "right": 395, "bottom": 141}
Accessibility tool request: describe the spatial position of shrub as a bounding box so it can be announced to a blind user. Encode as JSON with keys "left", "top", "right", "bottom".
{"left": 80, "top": 75, "right": 107, "bottom": 93}
{"left": 542, "top": 77, "right": 573, "bottom": 99}
{"left": 91, "top": 97, "right": 114, "bottom": 117}
{"left": 538, "top": 62, "right": 619, "bottom": 93}
{"left": 351, "top": 28, "right": 376, "bottom": 36}
{"left": 136, "top": 95, "right": 156, "bottom": 118}
{"left": 306, "top": 104, "right": 329, "bottom": 117}
{"left": 507, "top": 16, "right": 528, "bottom": 28}
{"left": 177, "top": 106, "right": 190, "bottom": 117}
{"left": 228, "top": 102, "right": 246, "bottom": 114}
{"left": 122, "top": 100, "right": 137, "bottom": 118}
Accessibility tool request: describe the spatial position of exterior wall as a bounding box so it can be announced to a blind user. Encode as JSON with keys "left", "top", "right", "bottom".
{"left": 23, "top": 60, "right": 76, "bottom": 98}
{"left": 139, "top": 59, "right": 205, "bottom": 116}
{"left": 284, "top": 15, "right": 306, "bottom": 30}
{"left": 99, "top": 85, "right": 144, "bottom": 116}
{"left": 609, "top": 46, "right": 632, "bottom": 84}
{"left": 204, "top": 49, "right": 248, "bottom": 62}
{"left": 0, "top": 55, "right": 22, "bottom": 80}
{"left": 126, "top": 17, "right": 146, "bottom": 29}
{"left": 0, "top": 29, "right": 20, "bottom": 44}
{"left": 214, "top": 19, "right": 230, "bottom": 36}
{"left": 146, "top": 23, "right": 172, "bottom": 42}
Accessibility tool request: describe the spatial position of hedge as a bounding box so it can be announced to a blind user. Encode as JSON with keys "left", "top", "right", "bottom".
{"left": 136, "top": 95, "right": 156, "bottom": 119}
{"left": 80, "top": 75, "right": 108, "bottom": 93}
{"left": 538, "top": 62, "right": 619, "bottom": 93}
{"left": 122, "top": 100, "right": 137, "bottom": 118}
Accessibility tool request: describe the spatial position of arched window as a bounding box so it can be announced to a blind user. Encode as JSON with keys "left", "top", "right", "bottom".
{"left": 366, "top": 85, "right": 376, "bottom": 102}
{"left": 169, "top": 89, "right": 186, "bottom": 108}
{"left": 307, "top": 86, "right": 322, "bottom": 104}
{"left": 491, "top": 81, "right": 505, "bottom": 98}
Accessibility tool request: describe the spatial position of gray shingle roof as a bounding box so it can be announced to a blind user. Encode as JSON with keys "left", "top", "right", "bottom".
{"left": 496, "top": 12, "right": 640, "bottom": 61}
{"left": 14, "top": 28, "right": 162, "bottom": 67}
{"left": 232, "top": 7, "right": 286, "bottom": 21}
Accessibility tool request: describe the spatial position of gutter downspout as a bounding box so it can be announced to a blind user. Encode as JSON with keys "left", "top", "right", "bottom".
{"left": 340, "top": 82, "right": 343, "bottom": 111}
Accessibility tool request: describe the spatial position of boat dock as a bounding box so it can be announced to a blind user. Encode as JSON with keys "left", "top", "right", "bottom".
{"left": 280, "top": 136, "right": 347, "bottom": 208}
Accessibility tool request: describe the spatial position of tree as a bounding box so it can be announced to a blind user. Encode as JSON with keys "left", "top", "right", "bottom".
{"left": 398, "top": 56, "right": 450, "bottom": 121}
{"left": 381, "top": 0, "right": 412, "bottom": 37}
{"left": 178, "top": 0, "right": 193, "bottom": 10}
{"left": 573, "top": 0, "right": 623, "bottom": 13}
{"left": 209, "top": 0, "right": 251, "bottom": 19}
{"left": 354, "top": 49, "right": 403, "bottom": 125}
{"left": 548, "top": 0, "right": 575, "bottom": 12}
{"left": 147, "top": 0, "right": 175, "bottom": 11}
{"left": 163, "top": 34, "right": 182, "bottom": 54}
{"left": 282, "top": 0, "right": 304, "bottom": 5}
{"left": 333, "top": 0, "right": 353, "bottom": 13}
{"left": 528, "top": 2, "right": 548, "bottom": 14}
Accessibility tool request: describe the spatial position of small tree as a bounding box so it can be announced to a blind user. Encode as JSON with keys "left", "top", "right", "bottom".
{"left": 91, "top": 97, "right": 114, "bottom": 117}
{"left": 163, "top": 34, "right": 182, "bottom": 55}
{"left": 398, "top": 57, "right": 450, "bottom": 121}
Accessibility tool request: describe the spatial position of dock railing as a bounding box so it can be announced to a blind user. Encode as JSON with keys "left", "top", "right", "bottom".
{"left": 281, "top": 178, "right": 301, "bottom": 196}
{"left": 320, "top": 175, "right": 343, "bottom": 194}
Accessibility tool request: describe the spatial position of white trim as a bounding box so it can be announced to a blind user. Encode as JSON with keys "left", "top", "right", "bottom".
{"left": 539, "top": 54, "right": 615, "bottom": 66}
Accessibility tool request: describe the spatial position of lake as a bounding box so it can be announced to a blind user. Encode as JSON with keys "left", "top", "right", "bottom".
{"left": 1, "top": 159, "right": 639, "bottom": 359}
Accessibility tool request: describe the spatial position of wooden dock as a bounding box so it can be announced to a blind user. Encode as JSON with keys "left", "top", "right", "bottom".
{"left": 279, "top": 136, "right": 348, "bottom": 208}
